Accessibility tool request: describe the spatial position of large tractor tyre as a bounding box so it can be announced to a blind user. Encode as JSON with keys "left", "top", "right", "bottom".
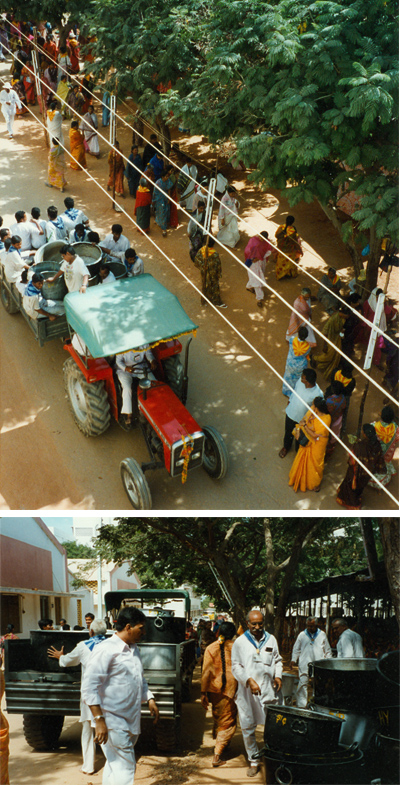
{"left": 202, "top": 426, "right": 229, "bottom": 479}
{"left": 155, "top": 718, "right": 181, "bottom": 752}
{"left": 162, "top": 356, "right": 184, "bottom": 399}
{"left": 120, "top": 457, "right": 152, "bottom": 510}
{"left": 63, "top": 357, "right": 111, "bottom": 437}
{"left": 0, "top": 283, "right": 19, "bottom": 314}
{"left": 23, "top": 714, "right": 64, "bottom": 750}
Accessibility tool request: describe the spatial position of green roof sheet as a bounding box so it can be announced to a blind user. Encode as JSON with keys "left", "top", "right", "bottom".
{"left": 64, "top": 275, "right": 198, "bottom": 358}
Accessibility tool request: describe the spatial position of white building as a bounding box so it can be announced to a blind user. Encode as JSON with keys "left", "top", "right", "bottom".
{"left": 72, "top": 517, "right": 114, "bottom": 547}
{"left": 0, "top": 517, "right": 86, "bottom": 636}
{"left": 68, "top": 559, "right": 141, "bottom": 619}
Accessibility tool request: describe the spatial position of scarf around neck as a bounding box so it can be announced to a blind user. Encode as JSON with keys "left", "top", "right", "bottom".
{"left": 9, "top": 245, "right": 21, "bottom": 255}
{"left": 65, "top": 208, "right": 79, "bottom": 220}
{"left": 51, "top": 216, "right": 64, "bottom": 230}
{"left": 244, "top": 629, "right": 270, "bottom": 651}
{"left": 25, "top": 280, "right": 41, "bottom": 296}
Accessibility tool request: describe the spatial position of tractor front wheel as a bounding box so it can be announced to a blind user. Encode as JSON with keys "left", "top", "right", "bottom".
{"left": 120, "top": 457, "right": 152, "bottom": 509}
{"left": 63, "top": 357, "right": 111, "bottom": 437}
{"left": 202, "top": 426, "right": 228, "bottom": 479}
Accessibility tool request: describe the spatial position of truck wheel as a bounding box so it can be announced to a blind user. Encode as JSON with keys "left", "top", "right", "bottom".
{"left": 162, "top": 356, "right": 184, "bottom": 399}
{"left": 0, "top": 283, "right": 19, "bottom": 314}
{"left": 63, "top": 357, "right": 110, "bottom": 437}
{"left": 155, "top": 718, "right": 181, "bottom": 751}
{"left": 120, "top": 457, "right": 152, "bottom": 509}
{"left": 23, "top": 714, "right": 64, "bottom": 750}
{"left": 202, "top": 426, "right": 228, "bottom": 479}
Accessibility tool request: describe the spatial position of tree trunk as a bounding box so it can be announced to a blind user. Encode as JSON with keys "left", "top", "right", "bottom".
{"left": 155, "top": 116, "right": 171, "bottom": 156}
{"left": 365, "top": 226, "right": 382, "bottom": 295}
{"left": 318, "top": 200, "right": 362, "bottom": 277}
{"left": 379, "top": 518, "right": 400, "bottom": 625}
{"left": 211, "top": 553, "right": 247, "bottom": 629}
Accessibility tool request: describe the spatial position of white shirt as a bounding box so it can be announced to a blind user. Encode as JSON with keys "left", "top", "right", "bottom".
{"left": 23, "top": 289, "right": 42, "bottom": 319}
{"left": 59, "top": 637, "right": 107, "bottom": 722}
{"left": 337, "top": 628, "right": 364, "bottom": 659}
{"left": 0, "top": 88, "right": 22, "bottom": 113}
{"left": 61, "top": 255, "right": 89, "bottom": 292}
{"left": 69, "top": 228, "right": 89, "bottom": 244}
{"left": 232, "top": 631, "right": 283, "bottom": 727}
{"left": 100, "top": 271, "right": 116, "bottom": 285}
{"left": 125, "top": 256, "right": 144, "bottom": 277}
{"left": 81, "top": 633, "right": 153, "bottom": 733}
{"left": 45, "top": 218, "right": 68, "bottom": 243}
{"left": 4, "top": 249, "right": 28, "bottom": 283}
{"left": 10, "top": 221, "right": 32, "bottom": 252}
{"left": 29, "top": 219, "right": 47, "bottom": 249}
{"left": 116, "top": 348, "right": 154, "bottom": 379}
{"left": 285, "top": 379, "right": 323, "bottom": 422}
{"left": 61, "top": 209, "right": 88, "bottom": 232}
{"left": 100, "top": 233, "right": 130, "bottom": 262}
{"left": 291, "top": 629, "right": 332, "bottom": 674}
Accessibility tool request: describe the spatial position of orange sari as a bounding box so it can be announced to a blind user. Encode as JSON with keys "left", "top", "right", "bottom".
{"left": 289, "top": 408, "right": 331, "bottom": 492}
{"left": 69, "top": 127, "right": 87, "bottom": 170}
{"left": 108, "top": 149, "right": 125, "bottom": 196}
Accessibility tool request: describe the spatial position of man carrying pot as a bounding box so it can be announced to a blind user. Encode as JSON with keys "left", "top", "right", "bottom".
{"left": 232, "top": 610, "right": 282, "bottom": 777}
{"left": 291, "top": 616, "right": 332, "bottom": 708}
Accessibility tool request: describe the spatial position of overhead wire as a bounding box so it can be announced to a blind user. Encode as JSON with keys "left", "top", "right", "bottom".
{"left": 2, "top": 42, "right": 399, "bottom": 411}
{"left": 7, "top": 20, "right": 399, "bottom": 347}
{"left": 1, "top": 76, "right": 398, "bottom": 508}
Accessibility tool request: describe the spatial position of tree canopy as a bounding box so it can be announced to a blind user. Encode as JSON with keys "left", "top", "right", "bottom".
{"left": 61, "top": 540, "right": 96, "bottom": 558}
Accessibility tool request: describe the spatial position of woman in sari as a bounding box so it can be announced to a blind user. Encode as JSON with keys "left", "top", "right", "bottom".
{"left": 368, "top": 406, "right": 399, "bottom": 490}
{"left": 337, "top": 424, "right": 386, "bottom": 509}
{"left": 217, "top": 187, "right": 240, "bottom": 248}
{"left": 80, "top": 104, "right": 100, "bottom": 157}
{"left": 168, "top": 167, "right": 179, "bottom": 229}
{"left": 245, "top": 231, "right": 274, "bottom": 307}
{"left": 312, "top": 307, "right": 349, "bottom": 379}
{"left": 46, "top": 137, "right": 67, "bottom": 192}
{"left": 42, "top": 65, "right": 58, "bottom": 108}
{"left": 152, "top": 171, "right": 173, "bottom": 236}
{"left": 56, "top": 74, "right": 70, "bottom": 118}
{"left": 275, "top": 215, "right": 303, "bottom": 280}
{"left": 69, "top": 120, "right": 87, "bottom": 170}
{"left": 21, "top": 62, "right": 35, "bottom": 104}
{"left": 107, "top": 141, "right": 125, "bottom": 196}
{"left": 134, "top": 178, "right": 152, "bottom": 234}
{"left": 282, "top": 326, "right": 311, "bottom": 396}
{"left": 325, "top": 380, "right": 346, "bottom": 457}
{"left": 289, "top": 397, "right": 331, "bottom": 493}
{"left": 201, "top": 622, "right": 237, "bottom": 768}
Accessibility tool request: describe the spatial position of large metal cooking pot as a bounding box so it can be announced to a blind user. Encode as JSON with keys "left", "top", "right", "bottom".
{"left": 312, "top": 658, "right": 377, "bottom": 713}
{"left": 31, "top": 260, "right": 68, "bottom": 300}
{"left": 71, "top": 241, "right": 103, "bottom": 276}
{"left": 264, "top": 705, "right": 343, "bottom": 754}
{"left": 88, "top": 261, "right": 127, "bottom": 288}
{"left": 260, "top": 742, "right": 364, "bottom": 785}
{"left": 375, "top": 651, "right": 400, "bottom": 709}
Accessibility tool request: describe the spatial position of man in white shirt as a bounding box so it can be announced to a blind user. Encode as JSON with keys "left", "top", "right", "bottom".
{"left": 124, "top": 248, "right": 144, "bottom": 277}
{"left": 100, "top": 223, "right": 130, "bottom": 262}
{"left": 29, "top": 207, "right": 47, "bottom": 249}
{"left": 0, "top": 229, "right": 10, "bottom": 266}
{"left": 115, "top": 347, "right": 157, "bottom": 427}
{"left": 45, "top": 205, "right": 68, "bottom": 242}
{"left": 232, "top": 610, "right": 282, "bottom": 777}
{"left": 291, "top": 616, "right": 332, "bottom": 708}
{"left": 47, "top": 619, "right": 108, "bottom": 775}
{"left": 47, "top": 244, "right": 89, "bottom": 293}
{"left": 10, "top": 210, "right": 32, "bottom": 252}
{"left": 60, "top": 196, "right": 89, "bottom": 233}
{"left": 3, "top": 236, "right": 34, "bottom": 283}
{"left": 82, "top": 606, "right": 159, "bottom": 785}
{"left": 46, "top": 99, "right": 64, "bottom": 144}
{"left": 23, "top": 273, "right": 65, "bottom": 319}
{"left": 332, "top": 618, "right": 364, "bottom": 658}
{"left": 0, "top": 81, "right": 22, "bottom": 138}
{"left": 279, "top": 368, "right": 323, "bottom": 458}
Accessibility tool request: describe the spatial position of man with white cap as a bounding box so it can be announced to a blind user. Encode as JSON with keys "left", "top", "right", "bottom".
{"left": 0, "top": 81, "right": 22, "bottom": 138}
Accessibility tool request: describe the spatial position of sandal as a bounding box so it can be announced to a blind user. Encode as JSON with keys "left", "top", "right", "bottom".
{"left": 279, "top": 448, "right": 287, "bottom": 459}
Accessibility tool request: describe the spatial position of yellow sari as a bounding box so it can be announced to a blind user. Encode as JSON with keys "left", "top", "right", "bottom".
{"left": 69, "top": 127, "right": 87, "bottom": 170}
{"left": 289, "top": 408, "right": 331, "bottom": 492}
{"left": 48, "top": 143, "right": 67, "bottom": 190}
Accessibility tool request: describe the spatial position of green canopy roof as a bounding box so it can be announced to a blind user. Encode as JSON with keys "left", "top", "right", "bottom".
{"left": 64, "top": 275, "right": 198, "bottom": 358}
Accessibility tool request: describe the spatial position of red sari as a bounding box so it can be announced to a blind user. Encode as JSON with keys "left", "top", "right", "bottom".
{"left": 21, "top": 65, "right": 36, "bottom": 104}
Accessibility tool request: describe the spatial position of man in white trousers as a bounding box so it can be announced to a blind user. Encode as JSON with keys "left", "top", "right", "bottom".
{"left": 232, "top": 610, "right": 282, "bottom": 777}
{"left": 0, "top": 81, "right": 22, "bottom": 138}
{"left": 82, "top": 606, "right": 159, "bottom": 785}
{"left": 332, "top": 618, "right": 365, "bottom": 658}
{"left": 291, "top": 616, "right": 332, "bottom": 708}
{"left": 47, "top": 618, "right": 108, "bottom": 774}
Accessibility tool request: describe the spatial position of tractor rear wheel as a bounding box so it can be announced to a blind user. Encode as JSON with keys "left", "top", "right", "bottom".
{"left": 155, "top": 718, "right": 181, "bottom": 751}
{"left": 23, "top": 714, "right": 64, "bottom": 750}
{"left": 63, "top": 357, "right": 111, "bottom": 436}
{"left": 162, "top": 355, "right": 184, "bottom": 399}
{"left": 120, "top": 457, "right": 152, "bottom": 509}
{"left": 202, "top": 426, "right": 228, "bottom": 479}
{"left": 0, "top": 282, "right": 19, "bottom": 314}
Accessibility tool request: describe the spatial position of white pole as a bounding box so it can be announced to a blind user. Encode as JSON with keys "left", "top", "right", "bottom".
{"left": 204, "top": 178, "right": 216, "bottom": 233}
{"left": 109, "top": 94, "right": 116, "bottom": 147}
{"left": 363, "top": 293, "right": 385, "bottom": 370}
{"left": 97, "top": 518, "right": 103, "bottom": 619}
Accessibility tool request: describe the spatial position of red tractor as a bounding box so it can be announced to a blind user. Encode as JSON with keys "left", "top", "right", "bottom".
{"left": 63, "top": 274, "right": 228, "bottom": 508}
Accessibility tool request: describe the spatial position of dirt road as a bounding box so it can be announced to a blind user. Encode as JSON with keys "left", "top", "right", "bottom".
{"left": 0, "top": 62, "right": 397, "bottom": 511}
{"left": 6, "top": 668, "right": 264, "bottom": 786}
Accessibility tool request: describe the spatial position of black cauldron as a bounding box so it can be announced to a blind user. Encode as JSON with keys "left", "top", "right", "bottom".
{"left": 260, "top": 742, "right": 364, "bottom": 785}
{"left": 312, "top": 658, "right": 377, "bottom": 713}
{"left": 264, "top": 705, "right": 343, "bottom": 754}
